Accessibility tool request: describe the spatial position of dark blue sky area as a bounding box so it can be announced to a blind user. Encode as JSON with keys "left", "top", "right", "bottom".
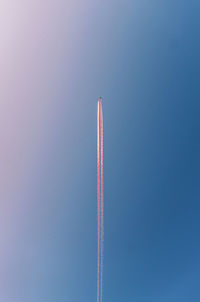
{"left": 76, "top": 1, "right": 200, "bottom": 301}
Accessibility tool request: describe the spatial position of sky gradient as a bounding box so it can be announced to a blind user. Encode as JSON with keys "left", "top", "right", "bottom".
{"left": 1, "top": 1, "right": 200, "bottom": 301}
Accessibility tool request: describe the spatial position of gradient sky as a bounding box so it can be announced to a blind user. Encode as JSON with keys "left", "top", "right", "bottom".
{"left": 1, "top": 1, "right": 200, "bottom": 301}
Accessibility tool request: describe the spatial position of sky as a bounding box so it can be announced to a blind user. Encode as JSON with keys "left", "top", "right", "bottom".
{"left": 0, "top": 0, "right": 200, "bottom": 301}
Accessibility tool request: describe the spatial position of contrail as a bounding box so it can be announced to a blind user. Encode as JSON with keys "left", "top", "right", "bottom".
{"left": 100, "top": 101, "right": 104, "bottom": 302}
{"left": 97, "top": 100, "right": 100, "bottom": 302}
{"left": 97, "top": 97, "right": 104, "bottom": 302}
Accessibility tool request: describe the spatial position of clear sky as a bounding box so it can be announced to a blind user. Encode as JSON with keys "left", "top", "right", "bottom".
{"left": 0, "top": 1, "right": 200, "bottom": 301}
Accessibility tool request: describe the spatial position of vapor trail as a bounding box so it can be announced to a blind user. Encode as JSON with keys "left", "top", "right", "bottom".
{"left": 100, "top": 101, "right": 104, "bottom": 302}
{"left": 97, "top": 97, "right": 104, "bottom": 302}
{"left": 97, "top": 101, "right": 100, "bottom": 302}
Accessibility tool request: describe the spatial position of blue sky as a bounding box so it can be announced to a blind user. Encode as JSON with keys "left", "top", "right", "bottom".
{"left": 0, "top": 0, "right": 200, "bottom": 301}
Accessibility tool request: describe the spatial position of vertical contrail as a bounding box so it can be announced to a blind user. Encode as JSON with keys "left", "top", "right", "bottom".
{"left": 97, "top": 97, "right": 104, "bottom": 302}
{"left": 100, "top": 101, "right": 104, "bottom": 302}
{"left": 97, "top": 100, "right": 100, "bottom": 302}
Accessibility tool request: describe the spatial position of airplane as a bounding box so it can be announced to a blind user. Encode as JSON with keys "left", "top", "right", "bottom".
{"left": 98, "top": 96, "right": 103, "bottom": 101}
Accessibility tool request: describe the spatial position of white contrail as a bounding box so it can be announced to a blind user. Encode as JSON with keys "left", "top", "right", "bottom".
{"left": 100, "top": 101, "right": 104, "bottom": 302}
{"left": 97, "top": 97, "right": 104, "bottom": 302}
{"left": 97, "top": 100, "right": 100, "bottom": 302}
